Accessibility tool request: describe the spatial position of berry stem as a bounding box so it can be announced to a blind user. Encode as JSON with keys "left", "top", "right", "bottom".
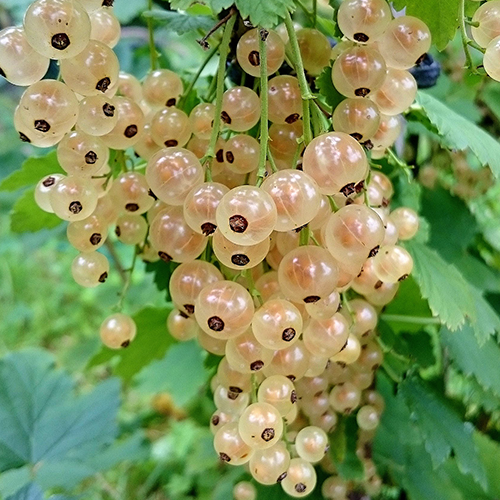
{"left": 312, "top": 0, "right": 317, "bottom": 28}
{"left": 147, "top": 0, "right": 159, "bottom": 70}
{"left": 202, "top": 12, "right": 236, "bottom": 181}
{"left": 459, "top": 0, "right": 481, "bottom": 73}
{"left": 256, "top": 28, "right": 270, "bottom": 187}
{"left": 299, "top": 225, "right": 310, "bottom": 246}
{"left": 380, "top": 314, "right": 441, "bottom": 325}
{"left": 284, "top": 11, "right": 314, "bottom": 145}
{"left": 267, "top": 147, "right": 279, "bottom": 173}
{"left": 179, "top": 42, "right": 221, "bottom": 108}
{"left": 243, "top": 269, "right": 264, "bottom": 306}
{"left": 115, "top": 247, "right": 139, "bottom": 312}
{"left": 104, "top": 240, "right": 127, "bottom": 284}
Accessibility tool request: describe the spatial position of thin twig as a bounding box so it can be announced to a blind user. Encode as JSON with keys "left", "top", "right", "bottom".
{"left": 105, "top": 240, "right": 127, "bottom": 283}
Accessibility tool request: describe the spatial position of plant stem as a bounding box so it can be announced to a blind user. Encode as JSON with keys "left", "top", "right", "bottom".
{"left": 284, "top": 11, "right": 314, "bottom": 145}
{"left": 313, "top": 0, "right": 317, "bottom": 28}
{"left": 380, "top": 314, "right": 441, "bottom": 325}
{"left": 202, "top": 12, "right": 236, "bottom": 181}
{"left": 256, "top": 28, "right": 269, "bottom": 187}
{"left": 105, "top": 240, "right": 127, "bottom": 284}
{"left": 299, "top": 225, "right": 310, "bottom": 246}
{"left": 267, "top": 147, "right": 279, "bottom": 173}
{"left": 115, "top": 247, "right": 139, "bottom": 312}
{"left": 179, "top": 43, "right": 220, "bottom": 107}
{"left": 147, "top": 0, "right": 158, "bottom": 70}
{"left": 243, "top": 269, "right": 264, "bottom": 306}
{"left": 459, "top": 0, "right": 479, "bottom": 72}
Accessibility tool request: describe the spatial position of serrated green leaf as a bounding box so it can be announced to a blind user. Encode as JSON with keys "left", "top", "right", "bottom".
{"left": 10, "top": 188, "right": 63, "bottom": 233}
{"left": 405, "top": 240, "right": 474, "bottom": 330}
{"left": 469, "top": 285, "right": 500, "bottom": 344}
{"left": 0, "top": 467, "right": 31, "bottom": 498}
{"left": 207, "top": 0, "right": 234, "bottom": 13}
{"left": 0, "top": 151, "right": 63, "bottom": 192}
{"left": 316, "top": 65, "right": 345, "bottom": 110}
{"left": 136, "top": 341, "right": 208, "bottom": 407}
{"left": 36, "top": 432, "right": 148, "bottom": 490}
{"left": 87, "top": 306, "right": 174, "bottom": 380}
{"left": 400, "top": 377, "right": 487, "bottom": 488}
{"left": 374, "top": 374, "right": 464, "bottom": 500}
{"left": 144, "top": 10, "right": 215, "bottom": 35}
{"left": 420, "top": 188, "right": 478, "bottom": 262}
{"left": 235, "top": 0, "right": 295, "bottom": 27}
{"left": 392, "top": 0, "right": 460, "bottom": 50}
{"left": 0, "top": 349, "right": 120, "bottom": 489}
{"left": 382, "top": 277, "right": 434, "bottom": 333}
{"left": 441, "top": 325, "right": 500, "bottom": 399}
{"left": 416, "top": 92, "right": 500, "bottom": 178}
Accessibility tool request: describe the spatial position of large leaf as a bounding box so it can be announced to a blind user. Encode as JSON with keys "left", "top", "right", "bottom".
{"left": 234, "top": 0, "right": 295, "bottom": 27}
{"left": 416, "top": 92, "right": 500, "bottom": 178}
{"left": 374, "top": 374, "right": 464, "bottom": 500}
{"left": 405, "top": 240, "right": 474, "bottom": 330}
{"left": 400, "top": 377, "right": 486, "bottom": 488}
{"left": 6, "top": 482, "right": 73, "bottom": 500}
{"left": 392, "top": 0, "right": 460, "bottom": 51}
{"left": 143, "top": 10, "right": 215, "bottom": 35}
{"left": 0, "top": 151, "right": 64, "bottom": 192}
{"left": 0, "top": 349, "right": 121, "bottom": 492}
{"left": 136, "top": 340, "right": 209, "bottom": 408}
{"left": 88, "top": 306, "right": 174, "bottom": 380}
{"left": 441, "top": 325, "right": 500, "bottom": 399}
{"left": 10, "top": 188, "right": 63, "bottom": 233}
{"left": 420, "top": 188, "right": 478, "bottom": 262}
{"left": 35, "top": 432, "right": 148, "bottom": 490}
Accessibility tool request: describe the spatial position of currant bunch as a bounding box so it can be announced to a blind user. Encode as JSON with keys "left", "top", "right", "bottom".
{"left": 1, "top": 0, "right": 429, "bottom": 497}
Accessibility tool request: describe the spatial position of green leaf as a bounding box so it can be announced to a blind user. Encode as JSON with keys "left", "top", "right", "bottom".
{"left": 382, "top": 277, "right": 434, "bottom": 333}
{"left": 0, "top": 349, "right": 120, "bottom": 489}
{"left": 416, "top": 92, "right": 500, "bottom": 178}
{"left": 10, "top": 188, "right": 63, "bottom": 233}
{"left": 479, "top": 84, "right": 500, "bottom": 123}
{"left": 328, "top": 416, "right": 346, "bottom": 465}
{"left": 6, "top": 483, "right": 43, "bottom": 500}
{"left": 420, "top": 188, "right": 478, "bottom": 262}
{"left": 400, "top": 377, "right": 487, "bottom": 488}
{"left": 316, "top": 65, "right": 345, "bottom": 110}
{"left": 0, "top": 467, "right": 31, "bottom": 498}
{"left": 328, "top": 416, "right": 363, "bottom": 480}
{"left": 392, "top": 0, "right": 460, "bottom": 51}
{"left": 144, "top": 10, "right": 215, "bottom": 35}
{"left": 234, "top": 0, "right": 295, "bottom": 27}
{"left": 441, "top": 325, "right": 500, "bottom": 399}
{"left": 469, "top": 285, "right": 500, "bottom": 344}
{"left": 35, "top": 432, "right": 148, "bottom": 490}
{"left": 208, "top": 0, "right": 235, "bottom": 12}
{"left": 405, "top": 240, "right": 474, "bottom": 330}
{"left": 136, "top": 341, "right": 208, "bottom": 407}
{"left": 88, "top": 306, "right": 174, "bottom": 381}
{"left": 374, "top": 374, "right": 464, "bottom": 500}
{"left": 0, "top": 151, "right": 64, "bottom": 192}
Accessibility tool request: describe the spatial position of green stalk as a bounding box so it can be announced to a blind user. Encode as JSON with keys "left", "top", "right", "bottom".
{"left": 202, "top": 13, "right": 236, "bottom": 181}
{"left": 299, "top": 225, "right": 310, "bottom": 246}
{"left": 284, "top": 12, "right": 314, "bottom": 145}
{"left": 256, "top": 29, "right": 269, "bottom": 186}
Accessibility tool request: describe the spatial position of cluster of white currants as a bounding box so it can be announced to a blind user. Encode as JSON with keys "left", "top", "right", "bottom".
{"left": 1, "top": 0, "right": 427, "bottom": 496}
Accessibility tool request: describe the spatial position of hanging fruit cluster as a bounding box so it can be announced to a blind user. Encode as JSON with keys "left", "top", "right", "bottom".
{"left": 0, "top": 0, "right": 431, "bottom": 497}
